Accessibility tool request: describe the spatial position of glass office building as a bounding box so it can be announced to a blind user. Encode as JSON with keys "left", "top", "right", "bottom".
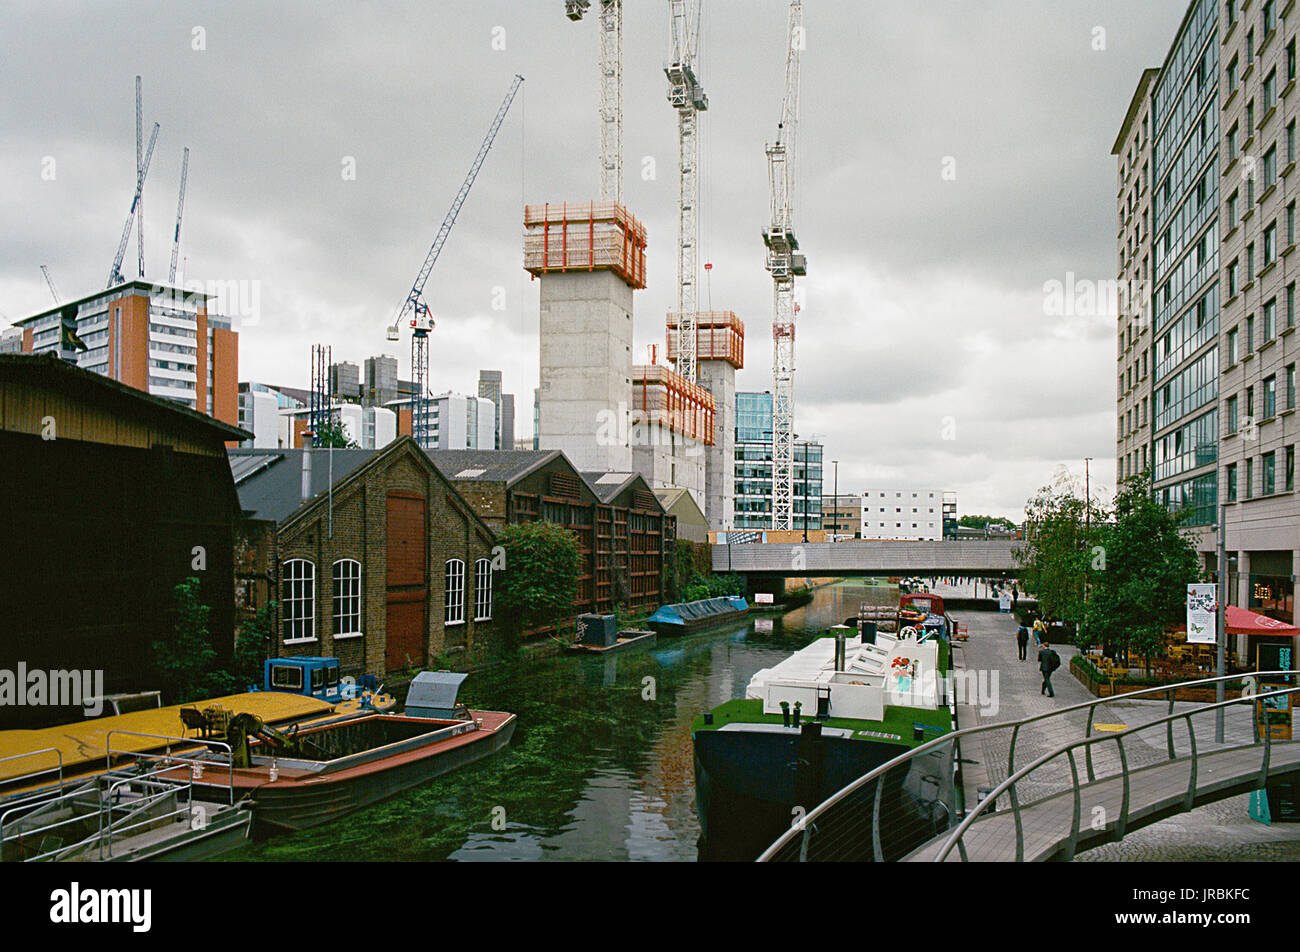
{"left": 733, "top": 391, "right": 822, "bottom": 530}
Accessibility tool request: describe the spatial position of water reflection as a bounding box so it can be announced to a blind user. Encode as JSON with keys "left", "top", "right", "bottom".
{"left": 223, "top": 580, "right": 897, "bottom": 862}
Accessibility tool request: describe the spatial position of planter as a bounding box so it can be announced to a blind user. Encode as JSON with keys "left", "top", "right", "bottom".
{"left": 1069, "top": 657, "right": 1244, "bottom": 701}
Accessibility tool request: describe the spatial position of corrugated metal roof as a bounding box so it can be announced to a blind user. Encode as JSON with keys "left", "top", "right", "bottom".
{"left": 427, "top": 448, "right": 562, "bottom": 485}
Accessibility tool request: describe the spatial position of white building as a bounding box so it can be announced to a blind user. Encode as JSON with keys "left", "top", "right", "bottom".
{"left": 859, "top": 489, "right": 947, "bottom": 540}
{"left": 385, "top": 392, "right": 496, "bottom": 451}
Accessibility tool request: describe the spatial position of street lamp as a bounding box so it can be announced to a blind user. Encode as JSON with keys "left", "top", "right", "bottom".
{"left": 831, "top": 459, "right": 839, "bottom": 541}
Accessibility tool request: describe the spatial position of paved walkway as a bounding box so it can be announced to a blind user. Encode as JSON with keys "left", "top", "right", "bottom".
{"left": 928, "top": 580, "right": 1300, "bottom": 861}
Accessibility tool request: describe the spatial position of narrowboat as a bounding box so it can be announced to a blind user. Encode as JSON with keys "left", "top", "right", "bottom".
{"left": 692, "top": 625, "right": 953, "bottom": 861}
{"left": 648, "top": 595, "right": 749, "bottom": 635}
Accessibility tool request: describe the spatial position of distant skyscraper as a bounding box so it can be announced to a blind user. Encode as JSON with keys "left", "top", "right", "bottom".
{"left": 364, "top": 354, "right": 398, "bottom": 407}
{"left": 477, "top": 369, "right": 516, "bottom": 450}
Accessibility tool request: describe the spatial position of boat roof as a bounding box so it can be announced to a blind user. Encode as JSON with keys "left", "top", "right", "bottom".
{"left": 0, "top": 691, "right": 337, "bottom": 783}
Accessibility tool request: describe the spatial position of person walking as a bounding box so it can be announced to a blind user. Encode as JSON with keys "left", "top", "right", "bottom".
{"left": 1038, "top": 641, "right": 1060, "bottom": 697}
{"left": 1032, "top": 617, "right": 1047, "bottom": 648}
{"left": 1011, "top": 584, "right": 1019, "bottom": 612}
{"left": 1016, "top": 625, "right": 1029, "bottom": 661}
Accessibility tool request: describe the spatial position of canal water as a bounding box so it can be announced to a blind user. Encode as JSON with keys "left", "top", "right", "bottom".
{"left": 222, "top": 579, "right": 898, "bottom": 862}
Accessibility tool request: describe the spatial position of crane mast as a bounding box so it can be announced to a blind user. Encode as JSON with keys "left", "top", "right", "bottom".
{"left": 765, "top": 0, "right": 805, "bottom": 531}
{"left": 565, "top": 0, "right": 623, "bottom": 202}
{"left": 667, "top": 0, "right": 707, "bottom": 383}
{"left": 40, "top": 266, "right": 61, "bottom": 304}
{"left": 388, "top": 74, "right": 524, "bottom": 450}
{"left": 136, "top": 76, "right": 145, "bottom": 281}
{"left": 108, "top": 121, "right": 160, "bottom": 289}
{"left": 169, "top": 147, "right": 190, "bottom": 285}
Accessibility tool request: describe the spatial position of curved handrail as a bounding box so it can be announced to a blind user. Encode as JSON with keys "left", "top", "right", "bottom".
{"left": 930, "top": 683, "right": 1300, "bottom": 861}
{"left": 757, "top": 668, "right": 1286, "bottom": 862}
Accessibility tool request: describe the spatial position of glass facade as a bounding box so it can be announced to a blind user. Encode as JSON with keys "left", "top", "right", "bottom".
{"left": 732, "top": 391, "right": 821, "bottom": 530}
{"left": 1150, "top": 0, "right": 1219, "bottom": 524}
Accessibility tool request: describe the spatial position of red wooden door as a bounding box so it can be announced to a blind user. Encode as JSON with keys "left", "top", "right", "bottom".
{"left": 385, "top": 493, "right": 427, "bottom": 671}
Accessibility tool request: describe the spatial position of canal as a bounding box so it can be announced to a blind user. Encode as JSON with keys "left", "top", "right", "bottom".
{"left": 222, "top": 579, "right": 898, "bottom": 862}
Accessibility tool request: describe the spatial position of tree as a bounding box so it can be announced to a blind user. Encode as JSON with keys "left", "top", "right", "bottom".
{"left": 152, "top": 577, "right": 219, "bottom": 704}
{"left": 1082, "top": 473, "right": 1202, "bottom": 671}
{"left": 313, "top": 414, "right": 357, "bottom": 448}
{"left": 495, "top": 522, "right": 580, "bottom": 640}
{"left": 959, "top": 514, "right": 1016, "bottom": 531}
{"left": 231, "top": 600, "right": 276, "bottom": 688}
{"left": 1013, "top": 472, "right": 1099, "bottom": 628}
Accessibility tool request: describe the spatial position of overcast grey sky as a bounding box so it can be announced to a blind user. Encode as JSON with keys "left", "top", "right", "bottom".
{"left": 0, "top": 1, "right": 1190, "bottom": 518}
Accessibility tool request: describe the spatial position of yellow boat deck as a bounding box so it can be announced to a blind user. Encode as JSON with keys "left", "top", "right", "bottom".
{"left": 0, "top": 692, "right": 339, "bottom": 785}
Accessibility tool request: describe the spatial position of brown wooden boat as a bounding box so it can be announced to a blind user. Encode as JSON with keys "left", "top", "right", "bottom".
{"left": 170, "top": 710, "right": 516, "bottom": 831}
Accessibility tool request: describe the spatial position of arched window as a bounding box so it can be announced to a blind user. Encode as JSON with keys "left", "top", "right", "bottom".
{"left": 445, "top": 559, "right": 465, "bottom": 625}
{"left": 281, "top": 559, "right": 316, "bottom": 642}
{"left": 474, "top": 558, "right": 493, "bottom": 621}
{"left": 332, "top": 559, "right": 362, "bottom": 637}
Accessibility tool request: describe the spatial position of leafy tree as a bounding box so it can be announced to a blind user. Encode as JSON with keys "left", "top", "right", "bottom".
{"left": 495, "top": 522, "right": 580, "bottom": 640}
{"left": 959, "top": 514, "right": 1017, "bottom": 530}
{"left": 231, "top": 600, "right": 276, "bottom": 689}
{"left": 152, "top": 577, "right": 219, "bottom": 704}
{"left": 1082, "top": 474, "right": 1202, "bottom": 671}
{"left": 313, "top": 414, "right": 357, "bottom": 448}
{"left": 1013, "top": 471, "right": 1100, "bottom": 628}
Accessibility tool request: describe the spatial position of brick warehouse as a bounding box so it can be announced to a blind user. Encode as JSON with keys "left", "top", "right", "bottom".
{"left": 231, "top": 437, "right": 500, "bottom": 678}
{"left": 429, "top": 449, "right": 673, "bottom": 616}
{"left": 0, "top": 354, "right": 248, "bottom": 726}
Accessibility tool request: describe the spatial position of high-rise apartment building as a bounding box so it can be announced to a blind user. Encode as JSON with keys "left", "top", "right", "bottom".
{"left": 13, "top": 280, "right": 238, "bottom": 427}
{"left": 477, "top": 369, "right": 517, "bottom": 450}
{"left": 1119, "top": 0, "right": 1298, "bottom": 635}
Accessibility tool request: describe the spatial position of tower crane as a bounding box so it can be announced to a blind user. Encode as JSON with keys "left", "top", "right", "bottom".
{"left": 765, "top": 0, "right": 805, "bottom": 531}
{"left": 385, "top": 74, "right": 524, "bottom": 450}
{"left": 667, "top": 0, "right": 708, "bottom": 384}
{"left": 564, "top": 1, "right": 623, "bottom": 202}
{"left": 169, "top": 147, "right": 190, "bottom": 284}
{"left": 40, "top": 266, "right": 61, "bottom": 304}
{"left": 107, "top": 121, "right": 160, "bottom": 289}
{"left": 136, "top": 76, "right": 145, "bottom": 281}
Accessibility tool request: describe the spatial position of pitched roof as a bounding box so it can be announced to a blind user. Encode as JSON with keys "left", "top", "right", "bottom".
{"left": 654, "top": 487, "right": 707, "bottom": 525}
{"left": 581, "top": 471, "right": 644, "bottom": 503}
{"left": 0, "top": 352, "right": 249, "bottom": 444}
{"left": 427, "top": 448, "right": 563, "bottom": 486}
{"left": 228, "top": 447, "right": 376, "bottom": 522}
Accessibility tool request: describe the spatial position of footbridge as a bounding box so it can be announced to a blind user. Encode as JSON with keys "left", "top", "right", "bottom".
{"left": 758, "top": 673, "right": 1300, "bottom": 862}
{"left": 713, "top": 540, "right": 1019, "bottom": 578}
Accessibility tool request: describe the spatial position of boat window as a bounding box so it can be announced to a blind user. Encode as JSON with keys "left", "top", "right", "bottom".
{"left": 326, "top": 665, "right": 340, "bottom": 688}
{"left": 312, "top": 668, "right": 326, "bottom": 691}
{"left": 271, "top": 665, "right": 304, "bottom": 691}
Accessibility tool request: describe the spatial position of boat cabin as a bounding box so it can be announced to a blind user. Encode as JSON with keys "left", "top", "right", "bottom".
{"left": 263, "top": 656, "right": 380, "bottom": 704}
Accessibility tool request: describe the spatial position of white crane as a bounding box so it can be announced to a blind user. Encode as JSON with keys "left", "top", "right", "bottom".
{"left": 169, "top": 147, "right": 190, "bottom": 285}
{"left": 136, "top": 76, "right": 145, "bottom": 280}
{"left": 565, "top": 0, "right": 623, "bottom": 202}
{"left": 107, "top": 121, "right": 160, "bottom": 289}
{"left": 765, "top": 0, "right": 805, "bottom": 531}
{"left": 667, "top": 0, "right": 708, "bottom": 383}
{"left": 40, "top": 265, "right": 61, "bottom": 304}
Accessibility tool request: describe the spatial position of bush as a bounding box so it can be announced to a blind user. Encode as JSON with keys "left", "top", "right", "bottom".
{"left": 495, "top": 522, "right": 580, "bottom": 640}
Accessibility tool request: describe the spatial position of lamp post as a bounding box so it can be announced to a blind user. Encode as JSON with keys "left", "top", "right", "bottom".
{"left": 831, "top": 459, "right": 839, "bottom": 541}
{"left": 1216, "top": 503, "right": 1228, "bottom": 743}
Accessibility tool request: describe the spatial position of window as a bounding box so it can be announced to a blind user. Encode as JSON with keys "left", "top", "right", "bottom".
{"left": 1290, "top": 120, "right": 1297, "bottom": 164}
{"left": 1229, "top": 258, "right": 1240, "bottom": 296}
{"left": 1228, "top": 122, "right": 1240, "bottom": 160}
{"left": 1228, "top": 327, "right": 1239, "bottom": 364}
{"left": 1227, "top": 463, "right": 1238, "bottom": 502}
{"left": 1247, "top": 243, "right": 1255, "bottom": 280}
{"left": 1265, "top": 297, "right": 1277, "bottom": 340}
{"left": 1290, "top": 282, "right": 1297, "bottom": 327}
{"left": 1248, "top": 384, "right": 1256, "bottom": 420}
{"left": 1290, "top": 35, "right": 1298, "bottom": 82}
{"left": 1289, "top": 363, "right": 1296, "bottom": 409}
{"left": 1290, "top": 202, "right": 1297, "bottom": 245}
{"left": 1246, "top": 457, "right": 1254, "bottom": 498}
{"left": 282, "top": 559, "right": 316, "bottom": 642}
{"left": 1264, "top": 0, "right": 1276, "bottom": 36}
{"left": 444, "top": 559, "right": 465, "bottom": 625}
{"left": 474, "top": 558, "right": 493, "bottom": 621}
{"left": 1265, "top": 146, "right": 1278, "bottom": 190}
{"left": 1266, "top": 69, "right": 1279, "bottom": 112}
{"left": 1263, "top": 451, "right": 1276, "bottom": 494}
{"left": 332, "top": 559, "right": 362, "bottom": 636}
{"left": 1265, "top": 375, "right": 1277, "bottom": 418}
{"left": 1288, "top": 446, "right": 1296, "bottom": 491}
{"left": 1228, "top": 393, "right": 1239, "bottom": 433}
{"left": 1228, "top": 189, "right": 1240, "bottom": 225}
{"left": 1229, "top": 54, "right": 1240, "bottom": 92}
{"left": 1248, "top": 98, "right": 1256, "bottom": 134}
{"left": 1265, "top": 221, "right": 1277, "bottom": 265}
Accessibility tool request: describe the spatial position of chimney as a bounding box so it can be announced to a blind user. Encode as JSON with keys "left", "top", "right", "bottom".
{"left": 301, "top": 450, "right": 313, "bottom": 502}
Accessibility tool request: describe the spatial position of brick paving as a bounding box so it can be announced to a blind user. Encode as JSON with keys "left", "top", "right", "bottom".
{"left": 931, "top": 580, "right": 1300, "bottom": 861}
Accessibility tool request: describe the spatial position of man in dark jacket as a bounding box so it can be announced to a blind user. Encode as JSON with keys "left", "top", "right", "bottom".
{"left": 1039, "top": 642, "right": 1060, "bottom": 697}
{"left": 1016, "top": 626, "right": 1029, "bottom": 661}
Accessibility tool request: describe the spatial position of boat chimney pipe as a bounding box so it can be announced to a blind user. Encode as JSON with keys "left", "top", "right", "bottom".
{"left": 301, "top": 449, "right": 313, "bottom": 502}
{"left": 832, "top": 625, "right": 850, "bottom": 672}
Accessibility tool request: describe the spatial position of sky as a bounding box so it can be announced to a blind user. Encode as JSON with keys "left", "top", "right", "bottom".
{"left": 0, "top": 0, "right": 1192, "bottom": 519}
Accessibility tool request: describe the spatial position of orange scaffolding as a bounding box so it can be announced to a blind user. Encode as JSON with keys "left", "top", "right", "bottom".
{"left": 665, "top": 310, "right": 744, "bottom": 369}
{"left": 523, "top": 201, "right": 648, "bottom": 289}
{"left": 631, "top": 363, "right": 716, "bottom": 445}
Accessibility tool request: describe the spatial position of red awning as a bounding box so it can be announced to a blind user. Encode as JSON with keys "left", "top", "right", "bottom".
{"left": 1225, "top": 605, "right": 1300, "bottom": 636}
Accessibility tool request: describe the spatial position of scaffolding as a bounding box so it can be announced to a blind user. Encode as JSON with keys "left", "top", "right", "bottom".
{"left": 524, "top": 202, "right": 647, "bottom": 289}
{"left": 666, "top": 310, "right": 744, "bottom": 369}
{"left": 631, "top": 363, "right": 716, "bottom": 445}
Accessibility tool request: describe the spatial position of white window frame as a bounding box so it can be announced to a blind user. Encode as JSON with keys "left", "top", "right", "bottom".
{"left": 445, "top": 559, "right": 466, "bottom": 626}
{"left": 282, "top": 559, "right": 316, "bottom": 643}
{"left": 474, "top": 558, "right": 493, "bottom": 621}
{"left": 332, "top": 559, "right": 363, "bottom": 639}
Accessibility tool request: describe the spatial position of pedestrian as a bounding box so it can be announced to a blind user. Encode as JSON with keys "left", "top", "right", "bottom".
{"left": 1039, "top": 641, "right": 1061, "bottom": 697}
{"left": 1032, "top": 617, "right": 1047, "bottom": 648}
{"left": 1011, "top": 584, "right": 1019, "bottom": 612}
{"left": 1016, "top": 625, "right": 1029, "bottom": 661}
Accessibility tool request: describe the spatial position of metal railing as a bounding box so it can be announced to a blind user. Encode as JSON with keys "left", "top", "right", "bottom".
{"left": 758, "top": 670, "right": 1294, "bottom": 862}
{"left": 105, "top": 730, "right": 235, "bottom": 806}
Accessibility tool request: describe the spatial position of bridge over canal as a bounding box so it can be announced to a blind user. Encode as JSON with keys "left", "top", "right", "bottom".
{"left": 713, "top": 540, "right": 1020, "bottom": 579}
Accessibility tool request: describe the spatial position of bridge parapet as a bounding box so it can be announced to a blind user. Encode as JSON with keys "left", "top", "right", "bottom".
{"left": 712, "top": 540, "right": 1019, "bottom": 576}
